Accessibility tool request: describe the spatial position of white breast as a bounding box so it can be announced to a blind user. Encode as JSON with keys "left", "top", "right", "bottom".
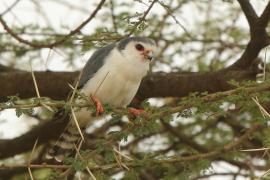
{"left": 80, "top": 48, "right": 149, "bottom": 108}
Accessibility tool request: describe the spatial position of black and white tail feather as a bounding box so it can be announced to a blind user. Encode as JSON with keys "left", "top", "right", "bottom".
{"left": 45, "top": 121, "right": 84, "bottom": 162}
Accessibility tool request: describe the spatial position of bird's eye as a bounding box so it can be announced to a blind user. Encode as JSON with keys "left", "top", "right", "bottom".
{"left": 135, "top": 44, "right": 144, "bottom": 51}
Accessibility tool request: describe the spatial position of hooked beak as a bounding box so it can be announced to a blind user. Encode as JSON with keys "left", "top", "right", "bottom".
{"left": 143, "top": 50, "right": 154, "bottom": 61}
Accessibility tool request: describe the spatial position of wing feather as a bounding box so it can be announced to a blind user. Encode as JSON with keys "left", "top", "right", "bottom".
{"left": 78, "top": 43, "right": 116, "bottom": 88}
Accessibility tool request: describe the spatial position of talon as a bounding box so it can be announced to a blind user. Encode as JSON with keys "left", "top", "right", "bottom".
{"left": 128, "top": 108, "right": 145, "bottom": 116}
{"left": 90, "top": 95, "right": 104, "bottom": 116}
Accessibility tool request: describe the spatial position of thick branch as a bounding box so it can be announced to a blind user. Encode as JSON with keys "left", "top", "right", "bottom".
{"left": 231, "top": 1, "right": 270, "bottom": 69}
{"left": 0, "top": 66, "right": 258, "bottom": 102}
{"left": 0, "top": 113, "right": 69, "bottom": 159}
{"left": 258, "top": 1, "right": 270, "bottom": 28}
{"left": 237, "top": 0, "right": 258, "bottom": 31}
{"left": 0, "top": 71, "right": 77, "bottom": 102}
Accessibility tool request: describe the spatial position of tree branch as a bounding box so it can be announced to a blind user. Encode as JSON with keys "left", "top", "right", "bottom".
{"left": 127, "top": 0, "right": 158, "bottom": 36}
{"left": 162, "top": 124, "right": 262, "bottom": 163}
{"left": 258, "top": 1, "right": 270, "bottom": 28}
{"left": 0, "top": 0, "right": 106, "bottom": 49}
{"left": 0, "top": 0, "right": 21, "bottom": 16}
{"left": 0, "top": 124, "right": 262, "bottom": 171}
{"left": 0, "top": 113, "right": 69, "bottom": 159}
{"left": 0, "top": 64, "right": 260, "bottom": 103}
{"left": 0, "top": 81, "right": 269, "bottom": 160}
{"left": 231, "top": 0, "right": 270, "bottom": 69}
{"left": 237, "top": 0, "right": 258, "bottom": 31}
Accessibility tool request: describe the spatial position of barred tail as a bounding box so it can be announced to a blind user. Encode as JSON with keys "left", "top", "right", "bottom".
{"left": 45, "top": 124, "right": 83, "bottom": 162}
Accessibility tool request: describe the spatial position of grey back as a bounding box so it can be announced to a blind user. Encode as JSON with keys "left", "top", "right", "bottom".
{"left": 78, "top": 43, "right": 116, "bottom": 88}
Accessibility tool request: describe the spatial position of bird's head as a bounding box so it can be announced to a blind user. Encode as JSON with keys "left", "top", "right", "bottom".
{"left": 117, "top": 37, "right": 157, "bottom": 62}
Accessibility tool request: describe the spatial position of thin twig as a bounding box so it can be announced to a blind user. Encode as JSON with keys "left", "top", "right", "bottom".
{"left": 0, "top": 0, "right": 21, "bottom": 16}
{"left": 127, "top": 0, "right": 158, "bottom": 36}
{"left": 74, "top": 143, "right": 97, "bottom": 180}
{"left": 113, "top": 146, "right": 131, "bottom": 170}
{"left": 113, "top": 146, "right": 133, "bottom": 161}
{"left": 261, "top": 168, "right": 270, "bottom": 178}
{"left": 158, "top": 1, "right": 192, "bottom": 39}
{"left": 30, "top": 63, "right": 54, "bottom": 112}
{"left": 0, "top": 0, "right": 106, "bottom": 48}
{"left": 94, "top": 71, "right": 109, "bottom": 96}
{"left": 252, "top": 96, "right": 270, "bottom": 118}
{"left": 70, "top": 106, "right": 85, "bottom": 141}
{"left": 30, "top": 63, "right": 40, "bottom": 98}
{"left": 28, "top": 139, "right": 38, "bottom": 180}
{"left": 241, "top": 147, "right": 270, "bottom": 152}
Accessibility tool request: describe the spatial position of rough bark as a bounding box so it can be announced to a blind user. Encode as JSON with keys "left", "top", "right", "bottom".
{"left": 0, "top": 65, "right": 259, "bottom": 102}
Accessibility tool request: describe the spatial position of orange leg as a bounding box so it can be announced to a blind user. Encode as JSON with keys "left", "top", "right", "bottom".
{"left": 90, "top": 95, "right": 104, "bottom": 116}
{"left": 128, "top": 108, "right": 145, "bottom": 116}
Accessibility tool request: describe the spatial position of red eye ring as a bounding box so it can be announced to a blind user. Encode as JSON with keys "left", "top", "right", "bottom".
{"left": 135, "top": 44, "right": 144, "bottom": 51}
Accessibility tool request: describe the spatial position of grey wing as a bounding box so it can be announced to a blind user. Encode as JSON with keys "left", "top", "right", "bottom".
{"left": 78, "top": 43, "right": 116, "bottom": 88}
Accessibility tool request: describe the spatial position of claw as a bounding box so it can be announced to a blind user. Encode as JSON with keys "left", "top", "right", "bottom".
{"left": 128, "top": 108, "right": 145, "bottom": 116}
{"left": 90, "top": 95, "right": 104, "bottom": 116}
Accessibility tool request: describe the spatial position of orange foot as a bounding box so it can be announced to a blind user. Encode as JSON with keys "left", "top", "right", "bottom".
{"left": 128, "top": 108, "right": 145, "bottom": 116}
{"left": 90, "top": 95, "right": 104, "bottom": 116}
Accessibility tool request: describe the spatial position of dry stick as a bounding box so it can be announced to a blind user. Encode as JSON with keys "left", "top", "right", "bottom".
{"left": 253, "top": 96, "right": 266, "bottom": 118}
{"left": 28, "top": 139, "right": 38, "bottom": 180}
{"left": 113, "top": 151, "right": 124, "bottom": 170}
{"left": 241, "top": 147, "right": 270, "bottom": 152}
{"left": 30, "top": 63, "right": 41, "bottom": 98}
{"left": 255, "top": 92, "right": 270, "bottom": 180}
{"left": 113, "top": 146, "right": 133, "bottom": 161}
{"left": 68, "top": 87, "right": 85, "bottom": 141}
{"left": 30, "top": 63, "right": 54, "bottom": 112}
{"left": 68, "top": 67, "right": 86, "bottom": 141}
{"left": 0, "top": 0, "right": 106, "bottom": 49}
{"left": 73, "top": 143, "right": 97, "bottom": 180}
{"left": 113, "top": 148, "right": 128, "bottom": 170}
{"left": 113, "top": 146, "right": 130, "bottom": 170}
{"left": 93, "top": 71, "right": 109, "bottom": 96}
{"left": 252, "top": 96, "right": 270, "bottom": 118}
{"left": 71, "top": 107, "right": 85, "bottom": 142}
